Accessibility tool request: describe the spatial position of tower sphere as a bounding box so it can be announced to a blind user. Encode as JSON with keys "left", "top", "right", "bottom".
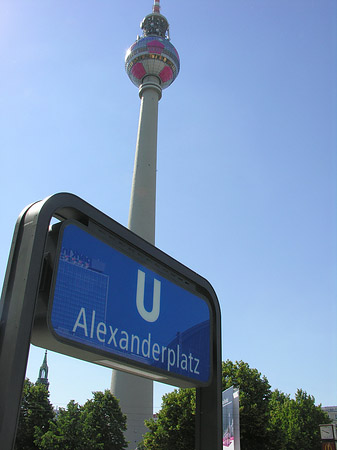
{"left": 125, "top": 2, "right": 180, "bottom": 90}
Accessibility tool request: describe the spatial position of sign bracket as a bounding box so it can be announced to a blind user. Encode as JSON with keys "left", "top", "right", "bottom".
{"left": 0, "top": 193, "right": 222, "bottom": 450}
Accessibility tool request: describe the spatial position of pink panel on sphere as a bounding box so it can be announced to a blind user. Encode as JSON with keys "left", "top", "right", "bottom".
{"left": 132, "top": 62, "right": 146, "bottom": 79}
{"left": 159, "top": 66, "right": 173, "bottom": 83}
{"left": 147, "top": 40, "right": 165, "bottom": 54}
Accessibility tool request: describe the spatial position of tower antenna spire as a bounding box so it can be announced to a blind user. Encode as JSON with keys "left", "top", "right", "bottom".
{"left": 153, "top": 0, "right": 160, "bottom": 14}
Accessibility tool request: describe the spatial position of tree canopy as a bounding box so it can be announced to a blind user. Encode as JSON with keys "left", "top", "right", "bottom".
{"left": 36, "top": 390, "right": 127, "bottom": 450}
{"left": 222, "top": 359, "right": 272, "bottom": 449}
{"left": 140, "top": 360, "right": 331, "bottom": 450}
{"left": 17, "top": 362, "right": 331, "bottom": 450}
{"left": 16, "top": 382, "right": 127, "bottom": 450}
{"left": 81, "top": 390, "right": 128, "bottom": 450}
{"left": 15, "top": 379, "right": 54, "bottom": 450}
{"left": 267, "top": 389, "right": 330, "bottom": 450}
{"left": 36, "top": 400, "right": 85, "bottom": 450}
{"left": 142, "top": 388, "right": 196, "bottom": 450}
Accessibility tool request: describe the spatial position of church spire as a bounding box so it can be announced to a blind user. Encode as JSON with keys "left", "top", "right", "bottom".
{"left": 37, "top": 350, "right": 49, "bottom": 389}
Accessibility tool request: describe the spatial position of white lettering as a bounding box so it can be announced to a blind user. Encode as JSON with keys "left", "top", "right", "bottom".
{"left": 161, "top": 346, "right": 167, "bottom": 363}
{"left": 119, "top": 331, "right": 129, "bottom": 350}
{"left": 90, "top": 310, "right": 96, "bottom": 339}
{"left": 181, "top": 353, "right": 188, "bottom": 370}
{"left": 72, "top": 307, "right": 88, "bottom": 336}
{"left": 71, "top": 307, "right": 203, "bottom": 379}
{"left": 189, "top": 353, "right": 193, "bottom": 372}
{"left": 136, "top": 270, "right": 161, "bottom": 322}
{"left": 96, "top": 322, "right": 106, "bottom": 342}
{"left": 131, "top": 334, "right": 140, "bottom": 354}
{"left": 194, "top": 358, "right": 200, "bottom": 374}
{"left": 152, "top": 343, "right": 160, "bottom": 361}
{"left": 108, "top": 326, "right": 118, "bottom": 346}
{"left": 167, "top": 348, "right": 176, "bottom": 371}
{"left": 142, "top": 333, "right": 151, "bottom": 358}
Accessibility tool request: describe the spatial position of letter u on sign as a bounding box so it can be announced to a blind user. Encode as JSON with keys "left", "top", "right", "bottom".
{"left": 136, "top": 270, "right": 161, "bottom": 322}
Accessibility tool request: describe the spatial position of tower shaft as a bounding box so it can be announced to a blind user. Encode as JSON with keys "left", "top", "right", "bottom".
{"left": 128, "top": 77, "right": 162, "bottom": 244}
{"left": 112, "top": 1, "right": 179, "bottom": 447}
{"left": 110, "top": 373, "right": 153, "bottom": 449}
{"left": 111, "top": 76, "right": 161, "bottom": 449}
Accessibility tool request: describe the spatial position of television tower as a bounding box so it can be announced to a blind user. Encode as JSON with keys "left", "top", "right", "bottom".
{"left": 110, "top": 1, "right": 179, "bottom": 448}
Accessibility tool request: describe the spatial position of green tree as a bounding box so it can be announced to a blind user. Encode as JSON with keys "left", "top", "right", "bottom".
{"left": 140, "top": 360, "right": 330, "bottom": 450}
{"left": 37, "top": 391, "right": 127, "bottom": 450}
{"left": 266, "top": 389, "right": 290, "bottom": 450}
{"left": 142, "top": 361, "right": 273, "bottom": 450}
{"left": 222, "top": 360, "right": 272, "bottom": 450}
{"left": 15, "top": 378, "right": 54, "bottom": 450}
{"left": 268, "top": 388, "right": 331, "bottom": 450}
{"left": 81, "top": 390, "right": 128, "bottom": 450}
{"left": 36, "top": 400, "right": 84, "bottom": 450}
{"left": 142, "top": 388, "right": 196, "bottom": 450}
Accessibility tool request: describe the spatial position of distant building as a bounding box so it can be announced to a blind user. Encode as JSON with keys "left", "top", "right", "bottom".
{"left": 36, "top": 350, "right": 49, "bottom": 389}
{"left": 322, "top": 406, "right": 337, "bottom": 425}
{"left": 52, "top": 252, "right": 109, "bottom": 334}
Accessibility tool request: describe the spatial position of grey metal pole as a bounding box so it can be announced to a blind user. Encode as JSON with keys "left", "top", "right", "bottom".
{"left": 110, "top": 75, "right": 162, "bottom": 449}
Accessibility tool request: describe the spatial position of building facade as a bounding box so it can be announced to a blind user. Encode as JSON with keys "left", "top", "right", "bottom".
{"left": 323, "top": 406, "right": 337, "bottom": 425}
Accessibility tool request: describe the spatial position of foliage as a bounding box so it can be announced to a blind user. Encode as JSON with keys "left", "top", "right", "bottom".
{"left": 81, "top": 390, "right": 128, "bottom": 450}
{"left": 268, "top": 389, "right": 331, "bottom": 450}
{"left": 141, "top": 388, "right": 196, "bottom": 450}
{"left": 18, "top": 364, "right": 330, "bottom": 450}
{"left": 222, "top": 359, "right": 272, "bottom": 450}
{"left": 266, "top": 389, "right": 290, "bottom": 449}
{"left": 36, "top": 390, "right": 127, "bottom": 450}
{"left": 15, "top": 378, "right": 54, "bottom": 450}
{"left": 36, "top": 400, "right": 84, "bottom": 450}
{"left": 140, "top": 360, "right": 331, "bottom": 450}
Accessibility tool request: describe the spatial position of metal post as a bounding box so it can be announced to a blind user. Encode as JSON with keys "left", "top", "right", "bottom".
{"left": 196, "top": 287, "right": 222, "bottom": 450}
{"left": 0, "top": 203, "right": 46, "bottom": 450}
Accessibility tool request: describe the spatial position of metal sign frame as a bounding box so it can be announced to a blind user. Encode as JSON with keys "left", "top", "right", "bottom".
{"left": 34, "top": 218, "right": 213, "bottom": 387}
{"left": 0, "top": 193, "right": 222, "bottom": 450}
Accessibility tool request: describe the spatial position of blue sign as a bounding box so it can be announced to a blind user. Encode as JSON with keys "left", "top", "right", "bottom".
{"left": 50, "top": 222, "right": 211, "bottom": 384}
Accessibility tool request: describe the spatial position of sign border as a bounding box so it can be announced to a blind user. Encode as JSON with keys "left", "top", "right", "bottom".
{"left": 45, "top": 219, "right": 213, "bottom": 387}
{"left": 0, "top": 192, "right": 222, "bottom": 450}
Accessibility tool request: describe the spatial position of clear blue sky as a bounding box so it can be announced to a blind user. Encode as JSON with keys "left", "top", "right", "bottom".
{"left": 0, "top": 0, "right": 336, "bottom": 413}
